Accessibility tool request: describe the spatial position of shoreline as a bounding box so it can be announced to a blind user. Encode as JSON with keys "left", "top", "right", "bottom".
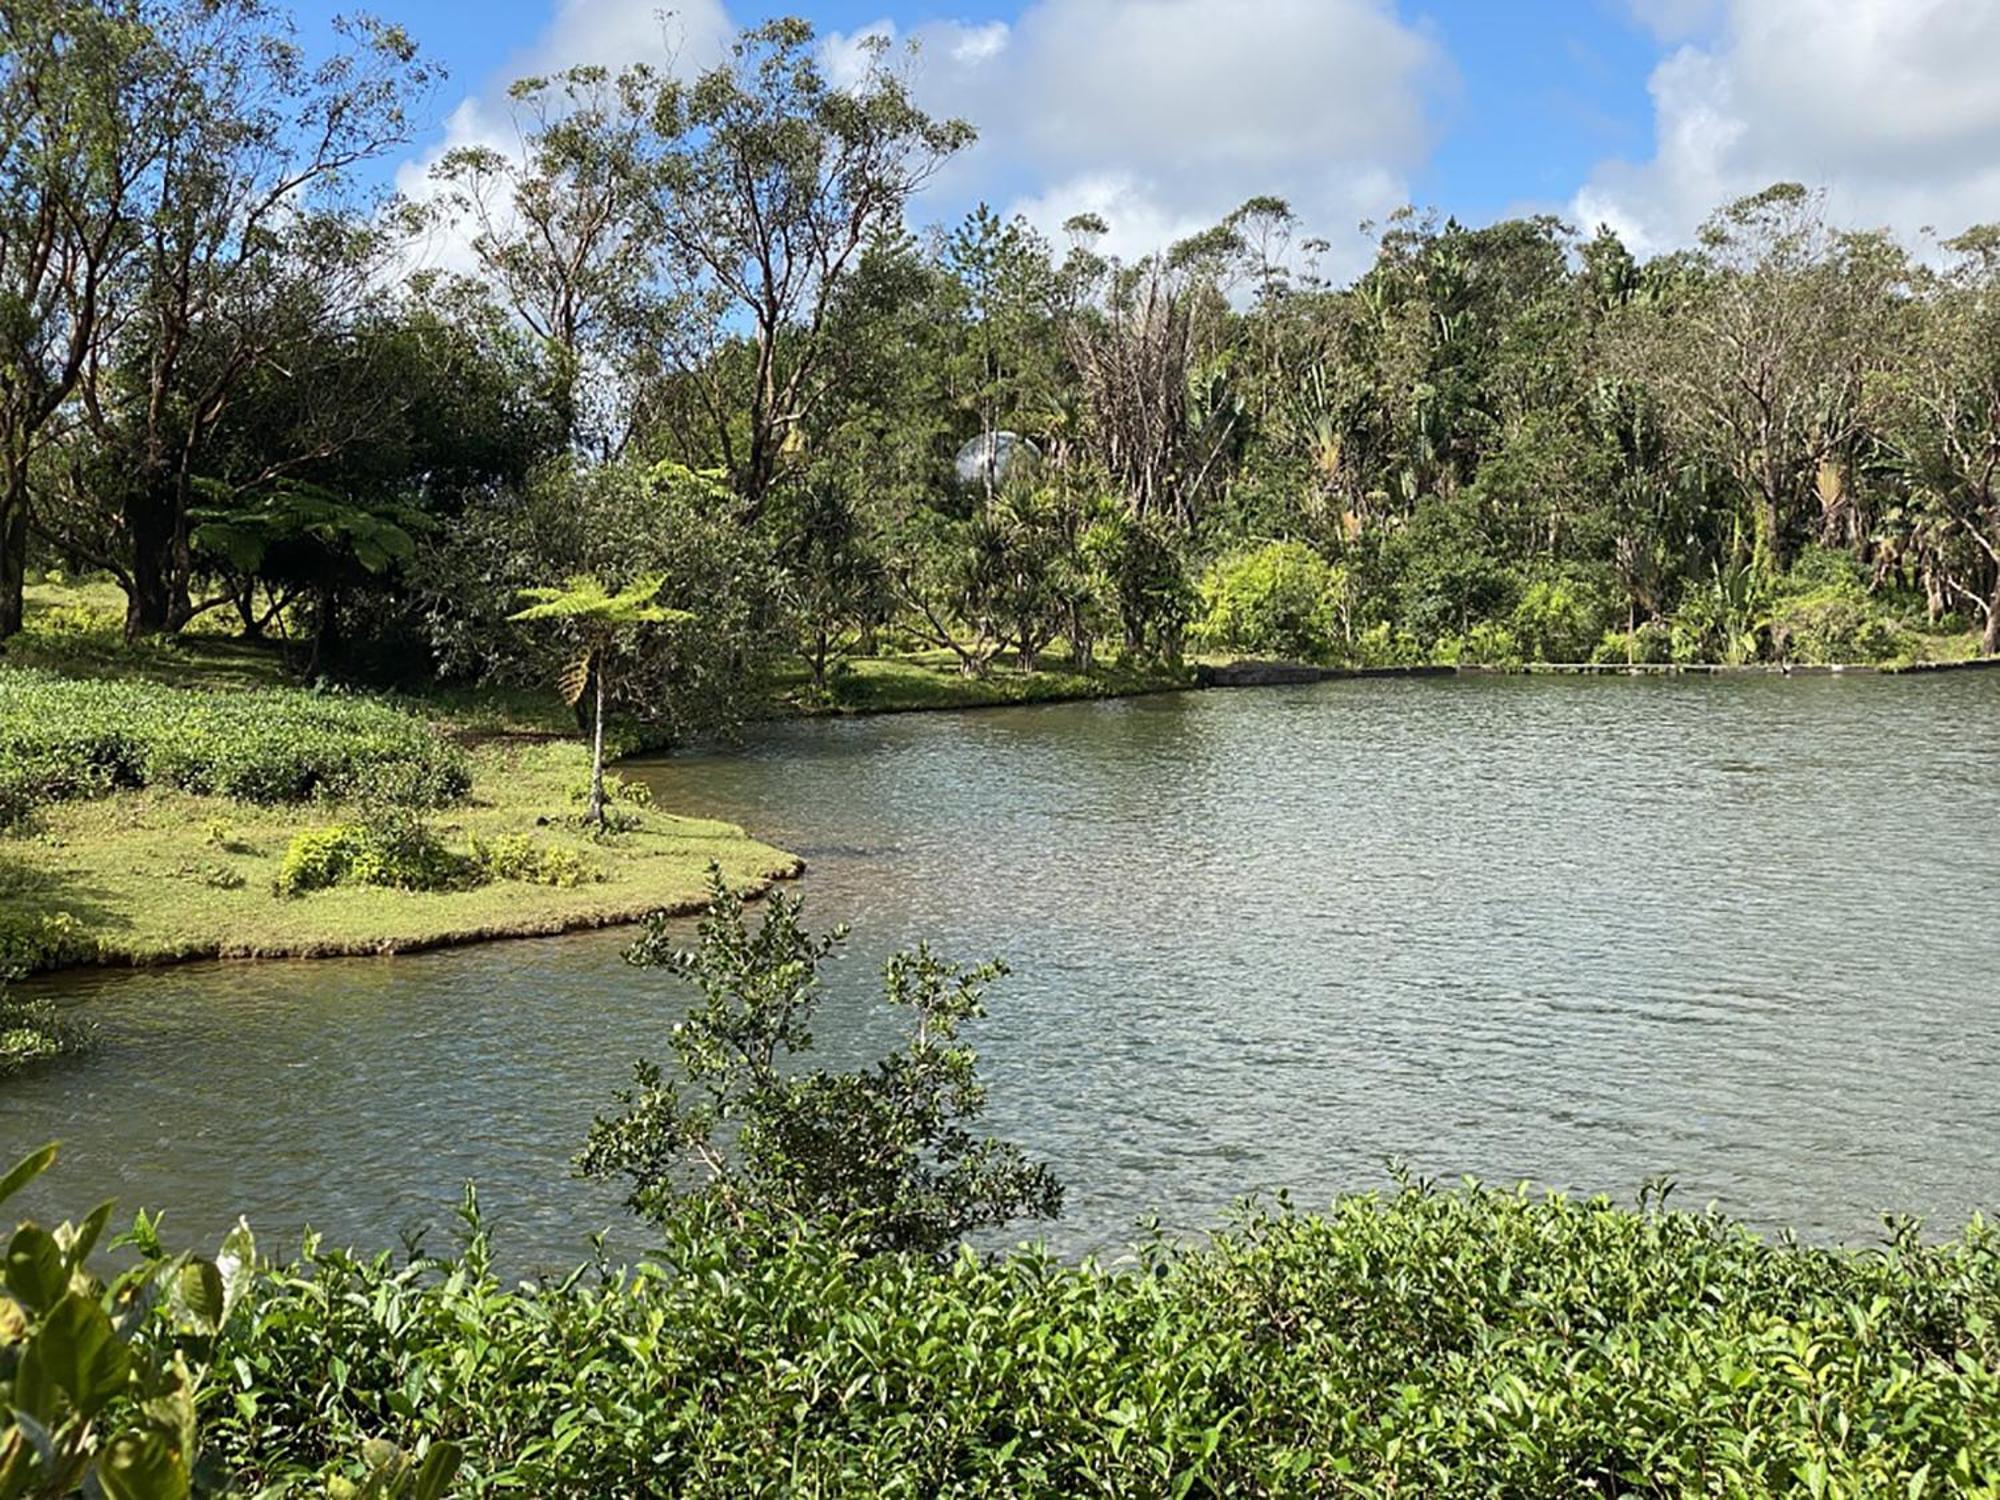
{"left": 24, "top": 857, "right": 804, "bottom": 982}
{"left": 21, "top": 651, "right": 1996, "bottom": 984}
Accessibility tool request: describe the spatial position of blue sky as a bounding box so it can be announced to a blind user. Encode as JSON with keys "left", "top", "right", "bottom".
{"left": 301, "top": 0, "right": 2000, "bottom": 270}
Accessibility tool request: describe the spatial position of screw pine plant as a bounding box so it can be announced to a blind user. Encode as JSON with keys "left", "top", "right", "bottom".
{"left": 507, "top": 575, "right": 689, "bottom": 828}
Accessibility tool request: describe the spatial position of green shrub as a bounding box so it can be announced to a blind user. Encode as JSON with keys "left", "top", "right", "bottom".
{"left": 0, "top": 766, "right": 37, "bottom": 829}
{"left": 1, "top": 1143, "right": 460, "bottom": 1500}
{"left": 469, "top": 834, "right": 596, "bottom": 888}
{"left": 1769, "top": 590, "right": 1910, "bottom": 664}
{"left": 27, "top": 601, "right": 123, "bottom": 636}
{"left": 1433, "top": 620, "right": 1523, "bottom": 667}
{"left": 0, "top": 910, "right": 92, "bottom": 974}
{"left": 0, "top": 668, "right": 471, "bottom": 810}
{"left": 276, "top": 813, "right": 473, "bottom": 898}
{"left": 1590, "top": 620, "right": 1674, "bottom": 664}
{"left": 0, "top": 979, "right": 94, "bottom": 1073}
{"left": 567, "top": 771, "right": 652, "bottom": 809}
{"left": 1353, "top": 621, "right": 1424, "bottom": 667}
{"left": 1510, "top": 575, "right": 1613, "bottom": 662}
{"left": 1191, "top": 542, "right": 1345, "bottom": 661}
{"left": 198, "top": 1182, "right": 2000, "bottom": 1497}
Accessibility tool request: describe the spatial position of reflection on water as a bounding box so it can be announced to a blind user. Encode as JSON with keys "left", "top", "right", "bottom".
{"left": 5, "top": 673, "right": 1998, "bottom": 1270}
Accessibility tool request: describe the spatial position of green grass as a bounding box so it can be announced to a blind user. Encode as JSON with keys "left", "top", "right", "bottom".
{"left": 0, "top": 741, "right": 796, "bottom": 969}
{"left": 6, "top": 577, "right": 298, "bottom": 690}
{"left": 770, "top": 647, "right": 1196, "bottom": 716}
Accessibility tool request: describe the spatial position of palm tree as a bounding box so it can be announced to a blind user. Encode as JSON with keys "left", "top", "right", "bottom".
{"left": 509, "top": 575, "right": 689, "bottom": 827}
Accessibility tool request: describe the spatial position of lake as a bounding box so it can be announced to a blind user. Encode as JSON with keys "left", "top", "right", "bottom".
{"left": 7, "top": 673, "right": 1998, "bottom": 1270}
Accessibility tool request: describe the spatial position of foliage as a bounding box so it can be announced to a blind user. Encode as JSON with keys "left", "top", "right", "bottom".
{"left": 1509, "top": 574, "right": 1615, "bottom": 663}
{"left": 578, "top": 870, "right": 1062, "bottom": 1259}
{"left": 1765, "top": 548, "right": 1912, "bottom": 664}
{"left": 0, "top": 979, "right": 93, "bottom": 1075}
{"left": 509, "top": 572, "right": 690, "bottom": 829}
{"left": 191, "top": 1176, "right": 2000, "bottom": 1497}
{"left": 0, "top": 1143, "right": 253, "bottom": 1498}
{"left": 0, "top": 913, "right": 91, "bottom": 976}
{"left": 466, "top": 835, "right": 596, "bottom": 889}
{"left": 1191, "top": 542, "right": 1344, "bottom": 661}
{"left": 0, "top": 669, "right": 470, "bottom": 809}
{"left": 275, "top": 813, "right": 470, "bottom": 899}
{"left": 425, "top": 459, "right": 774, "bottom": 744}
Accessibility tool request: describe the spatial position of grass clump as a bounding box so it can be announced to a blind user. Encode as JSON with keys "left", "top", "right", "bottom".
{"left": 0, "top": 666, "right": 471, "bottom": 809}
{"left": 469, "top": 833, "right": 597, "bottom": 887}
{"left": 275, "top": 811, "right": 472, "bottom": 898}
{"left": 0, "top": 978, "right": 93, "bottom": 1073}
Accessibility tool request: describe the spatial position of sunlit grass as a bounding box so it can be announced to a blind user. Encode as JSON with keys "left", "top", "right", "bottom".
{"left": 0, "top": 740, "right": 795, "bottom": 969}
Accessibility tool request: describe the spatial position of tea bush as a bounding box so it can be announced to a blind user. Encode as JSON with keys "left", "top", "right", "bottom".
{"left": 468, "top": 834, "right": 596, "bottom": 888}
{"left": 199, "top": 1184, "right": 2000, "bottom": 1497}
{"left": 276, "top": 813, "right": 473, "bottom": 898}
{"left": 0, "top": 668, "right": 470, "bottom": 810}
{"left": 1, "top": 1144, "right": 460, "bottom": 1499}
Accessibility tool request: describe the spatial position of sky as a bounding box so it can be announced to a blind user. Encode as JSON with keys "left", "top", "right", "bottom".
{"left": 301, "top": 0, "right": 2000, "bottom": 276}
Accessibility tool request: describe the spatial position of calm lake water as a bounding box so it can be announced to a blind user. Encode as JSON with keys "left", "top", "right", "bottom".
{"left": 7, "top": 673, "right": 1999, "bottom": 1270}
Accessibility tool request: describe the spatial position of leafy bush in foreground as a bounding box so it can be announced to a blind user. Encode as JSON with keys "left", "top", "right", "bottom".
{"left": 0, "top": 668, "right": 470, "bottom": 810}
{"left": 580, "top": 872, "right": 1063, "bottom": 1260}
{"left": 198, "top": 1183, "right": 2000, "bottom": 1498}
{"left": 1, "top": 1145, "right": 462, "bottom": 1500}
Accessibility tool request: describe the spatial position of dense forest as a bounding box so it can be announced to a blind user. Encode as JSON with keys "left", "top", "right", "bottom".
{"left": 5, "top": 1, "right": 1999, "bottom": 744}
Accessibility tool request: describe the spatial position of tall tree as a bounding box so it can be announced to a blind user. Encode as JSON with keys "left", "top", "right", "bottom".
{"left": 649, "top": 20, "right": 973, "bottom": 514}
{"left": 429, "top": 65, "right": 667, "bottom": 455}
{"left": 0, "top": 0, "right": 175, "bottom": 637}
{"left": 1875, "top": 227, "right": 2000, "bottom": 654}
{"left": 1607, "top": 184, "right": 1906, "bottom": 577}
{"left": 86, "top": 3, "right": 431, "bottom": 636}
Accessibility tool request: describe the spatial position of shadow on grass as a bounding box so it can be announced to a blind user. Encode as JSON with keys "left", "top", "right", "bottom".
{"left": 0, "top": 837, "right": 132, "bottom": 971}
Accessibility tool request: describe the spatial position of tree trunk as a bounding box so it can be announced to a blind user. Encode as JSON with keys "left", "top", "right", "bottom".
{"left": 123, "top": 479, "right": 193, "bottom": 638}
{"left": 0, "top": 468, "right": 25, "bottom": 639}
{"left": 587, "top": 665, "right": 608, "bottom": 829}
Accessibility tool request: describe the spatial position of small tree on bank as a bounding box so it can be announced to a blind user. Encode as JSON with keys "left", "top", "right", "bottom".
{"left": 509, "top": 574, "right": 686, "bottom": 827}
{"left": 578, "top": 869, "right": 1063, "bottom": 1259}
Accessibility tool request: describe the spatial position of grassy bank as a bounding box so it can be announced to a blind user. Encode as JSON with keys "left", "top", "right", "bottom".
{"left": 1, "top": 738, "right": 797, "bottom": 970}
{"left": 768, "top": 647, "right": 1197, "bottom": 716}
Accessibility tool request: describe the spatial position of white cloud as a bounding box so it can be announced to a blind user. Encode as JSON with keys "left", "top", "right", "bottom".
{"left": 1577, "top": 0, "right": 2000, "bottom": 254}
{"left": 392, "top": 0, "right": 1447, "bottom": 282}
{"left": 391, "top": 0, "right": 735, "bottom": 278}
{"left": 887, "top": 0, "right": 1449, "bottom": 274}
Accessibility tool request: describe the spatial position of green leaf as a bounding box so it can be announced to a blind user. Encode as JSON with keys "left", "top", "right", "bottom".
{"left": 0, "top": 1145, "right": 57, "bottom": 1211}
{"left": 63, "top": 1200, "right": 116, "bottom": 1271}
{"left": 11, "top": 1335, "right": 57, "bottom": 1424}
{"left": 412, "top": 1440, "right": 463, "bottom": 1500}
{"left": 170, "top": 1260, "right": 225, "bottom": 1334}
{"left": 5, "top": 1226, "right": 67, "bottom": 1313}
{"left": 31, "top": 1293, "right": 130, "bottom": 1416}
{"left": 95, "top": 1426, "right": 190, "bottom": 1500}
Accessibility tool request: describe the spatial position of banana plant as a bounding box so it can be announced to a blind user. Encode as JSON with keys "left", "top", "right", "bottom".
{"left": 508, "top": 575, "right": 691, "bottom": 828}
